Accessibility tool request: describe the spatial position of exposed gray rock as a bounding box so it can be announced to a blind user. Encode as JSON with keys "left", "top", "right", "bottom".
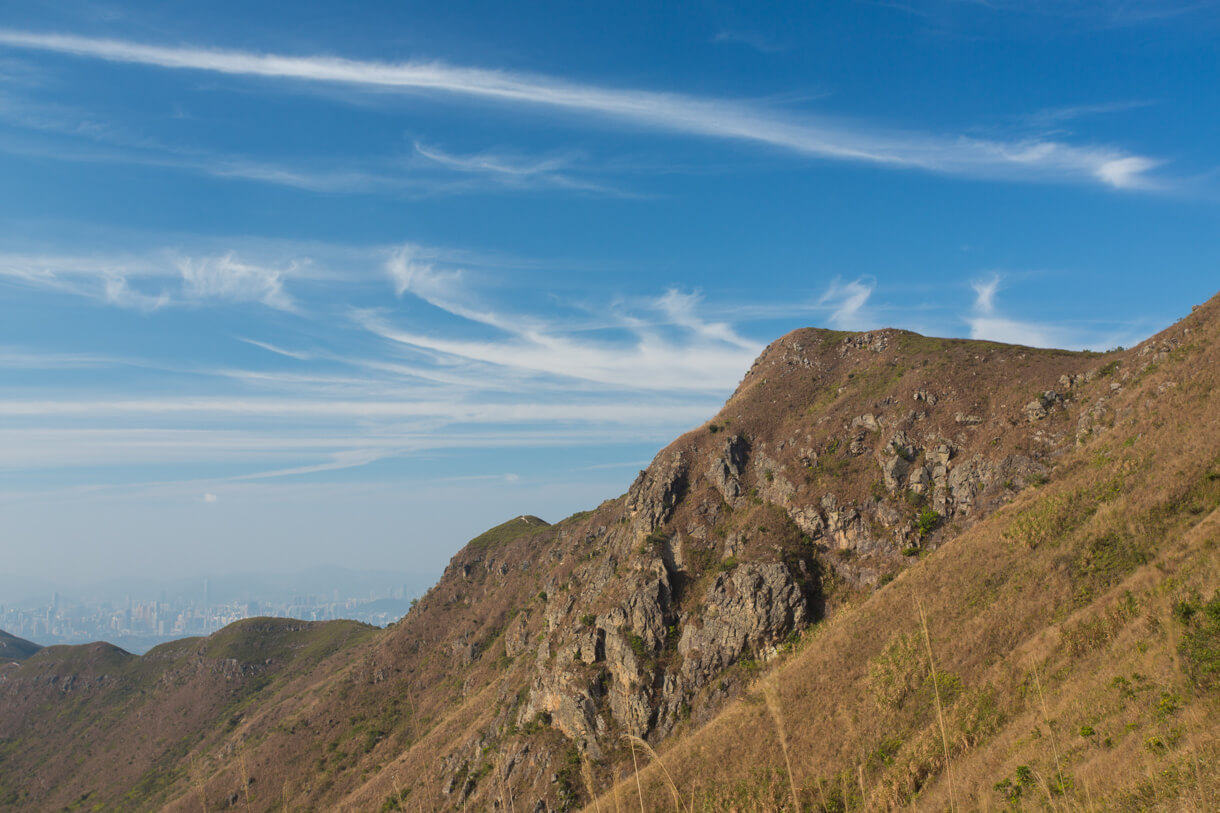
{"left": 883, "top": 455, "right": 910, "bottom": 492}
{"left": 505, "top": 612, "right": 532, "bottom": 659}
{"left": 1023, "top": 398, "right": 1048, "bottom": 421}
{"left": 677, "top": 563, "right": 807, "bottom": 685}
{"left": 626, "top": 453, "right": 688, "bottom": 533}
{"left": 851, "top": 414, "right": 879, "bottom": 431}
{"left": 708, "top": 435, "right": 748, "bottom": 505}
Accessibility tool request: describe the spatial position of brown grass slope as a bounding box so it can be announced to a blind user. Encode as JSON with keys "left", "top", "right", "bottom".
{"left": 589, "top": 296, "right": 1220, "bottom": 811}
{"left": 1, "top": 295, "right": 1218, "bottom": 812}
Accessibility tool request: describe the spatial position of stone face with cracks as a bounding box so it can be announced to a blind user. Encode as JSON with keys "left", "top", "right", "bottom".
{"left": 677, "top": 563, "right": 807, "bottom": 685}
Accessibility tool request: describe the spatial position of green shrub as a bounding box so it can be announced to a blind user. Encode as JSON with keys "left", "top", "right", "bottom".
{"left": 915, "top": 508, "right": 941, "bottom": 537}
{"left": 1175, "top": 592, "right": 1220, "bottom": 690}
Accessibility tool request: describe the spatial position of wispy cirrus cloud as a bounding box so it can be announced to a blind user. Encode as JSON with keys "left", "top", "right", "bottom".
{"left": 0, "top": 91, "right": 610, "bottom": 197}
{"left": 177, "top": 253, "right": 298, "bottom": 311}
{"left": 965, "top": 273, "right": 1068, "bottom": 347}
{"left": 1018, "top": 99, "right": 1153, "bottom": 129}
{"left": 956, "top": 0, "right": 1218, "bottom": 27}
{"left": 410, "top": 142, "right": 614, "bottom": 193}
{"left": 818, "top": 276, "right": 876, "bottom": 330}
{"left": 0, "top": 29, "right": 1164, "bottom": 189}
{"left": 367, "top": 246, "right": 766, "bottom": 392}
{"left": 964, "top": 273, "right": 1144, "bottom": 350}
{"left": 0, "top": 249, "right": 303, "bottom": 311}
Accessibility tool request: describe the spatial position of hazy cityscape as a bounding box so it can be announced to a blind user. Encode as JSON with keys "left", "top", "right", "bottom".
{"left": 2, "top": 575, "right": 425, "bottom": 655}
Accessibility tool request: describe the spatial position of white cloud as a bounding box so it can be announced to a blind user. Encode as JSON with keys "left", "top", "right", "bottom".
{"left": 0, "top": 29, "right": 1163, "bottom": 189}
{"left": 0, "top": 249, "right": 308, "bottom": 311}
{"left": 1094, "top": 156, "right": 1161, "bottom": 190}
{"left": 966, "top": 315, "right": 1064, "bottom": 348}
{"left": 203, "top": 492, "right": 217, "bottom": 503}
{"left": 965, "top": 274, "right": 1074, "bottom": 348}
{"left": 385, "top": 243, "right": 460, "bottom": 299}
{"left": 410, "top": 142, "right": 611, "bottom": 192}
{"left": 359, "top": 308, "right": 760, "bottom": 393}
{"left": 177, "top": 252, "right": 297, "bottom": 311}
{"left": 413, "top": 142, "right": 570, "bottom": 177}
{"left": 237, "top": 337, "right": 312, "bottom": 361}
{"left": 972, "top": 274, "right": 1000, "bottom": 315}
{"left": 818, "top": 277, "right": 875, "bottom": 330}
{"left": 383, "top": 244, "right": 537, "bottom": 332}
{"left": 0, "top": 397, "right": 716, "bottom": 424}
{"left": 103, "top": 275, "right": 170, "bottom": 311}
{"left": 655, "top": 289, "right": 757, "bottom": 349}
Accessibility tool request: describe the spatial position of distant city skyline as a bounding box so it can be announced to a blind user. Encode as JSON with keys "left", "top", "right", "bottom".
{"left": 3, "top": 573, "right": 428, "bottom": 655}
{"left": 1, "top": 1, "right": 1217, "bottom": 585}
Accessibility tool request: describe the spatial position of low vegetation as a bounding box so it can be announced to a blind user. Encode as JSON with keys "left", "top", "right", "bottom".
{"left": 4, "top": 296, "right": 1220, "bottom": 812}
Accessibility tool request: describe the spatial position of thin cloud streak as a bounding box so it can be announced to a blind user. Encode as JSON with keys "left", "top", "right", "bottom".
{"left": 819, "top": 276, "right": 876, "bottom": 330}
{"left": 963, "top": 273, "right": 1140, "bottom": 350}
{"left": 0, "top": 397, "right": 717, "bottom": 424}
{"left": 0, "top": 425, "right": 696, "bottom": 478}
{"left": 0, "top": 248, "right": 305, "bottom": 311}
{"left": 0, "top": 29, "right": 1162, "bottom": 188}
{"left": 375, "top": 245, "right": 765, "bottom": 392}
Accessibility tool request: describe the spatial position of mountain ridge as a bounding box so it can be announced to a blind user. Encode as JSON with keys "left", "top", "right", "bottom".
{"left": 0, "top": 630, "right": 41, "bottom": 664}
{"left": 2, "top": 294, "right": 1218, "bottom": 811}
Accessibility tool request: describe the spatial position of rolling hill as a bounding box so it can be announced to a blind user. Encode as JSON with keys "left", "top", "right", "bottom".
{"left": 0, "top": 631, "right": 40, "bottom": 664}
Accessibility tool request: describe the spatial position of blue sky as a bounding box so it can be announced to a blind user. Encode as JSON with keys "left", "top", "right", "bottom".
{"left": 1, "top": 0, "right": 1217, "bottom": 587}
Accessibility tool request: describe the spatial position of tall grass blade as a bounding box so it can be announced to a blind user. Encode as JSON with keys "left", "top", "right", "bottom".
{"left": 762, "top": 684, "right": 801, "bottom": 812}
{"left": 918, "top": 599, "right": 956, "bottom": 813}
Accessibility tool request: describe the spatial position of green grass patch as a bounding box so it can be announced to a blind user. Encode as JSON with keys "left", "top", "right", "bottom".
{"left": 466, "top": 515, "right": 551, "bottom": 553}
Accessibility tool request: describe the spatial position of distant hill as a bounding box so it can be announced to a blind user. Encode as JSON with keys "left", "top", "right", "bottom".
{"left": 0, "top": 630, "right": 41, "bottom": 663}
{"left": 3, "top": 293, "right": 1220, "bottom": 811}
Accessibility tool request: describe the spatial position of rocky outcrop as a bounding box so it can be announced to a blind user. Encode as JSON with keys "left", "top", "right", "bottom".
{"left": 708, "top": 434, "right": 749, "bottom": 505}
{"left": 433, "top": 325, "right": 1154, "bottom": 807}
{"left": 678, "top": 563, "right": 807, "bottom": 684}
{"left": 626, "top": 452, "right": 688, "bottom": 533}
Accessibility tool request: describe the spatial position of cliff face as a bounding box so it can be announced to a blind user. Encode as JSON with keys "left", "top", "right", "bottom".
{"left": 0, "top": 299, "right": 1214, "bottom": 813}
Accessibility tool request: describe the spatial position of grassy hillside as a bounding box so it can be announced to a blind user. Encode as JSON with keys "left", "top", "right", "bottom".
{"left": 3, "top": 294, "right": 1219, "bottom": 812}
{"left": 591, "top": 298, "right": 1220, "bottom": 811}
{"left": 0, "top": 630, "right": 41, "bottom": 663}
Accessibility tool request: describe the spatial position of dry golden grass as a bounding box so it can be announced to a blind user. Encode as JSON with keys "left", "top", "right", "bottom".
{"left": 622, "top": 734, "right": 685, "bottom": 812}
{"left": 589, "top": 297, "right": 1220, "bottom": 812}
{"left": 918, "top": 599, "right": 955, "bottom": 813}
{"left": 762, "top": 683, "right": 801, "bottom": 812}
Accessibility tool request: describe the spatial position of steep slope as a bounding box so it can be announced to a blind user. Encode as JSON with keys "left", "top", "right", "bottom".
{"left": 0, "top": 630, "right": 40, "bottom": 664}
{"left": 1, "top": 294, "right": 1217, "bottom": 812}
{"left": 588, "top": 296, "right": 1220, "bottom": 811}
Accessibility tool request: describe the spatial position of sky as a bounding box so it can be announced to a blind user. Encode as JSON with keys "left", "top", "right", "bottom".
{"left": 1, "top": 0, "right": 1218, "bottom": 590}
